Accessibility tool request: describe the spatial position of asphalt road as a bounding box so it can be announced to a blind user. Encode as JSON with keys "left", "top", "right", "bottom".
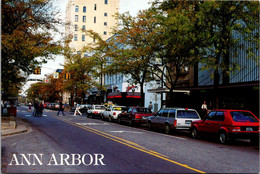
{"left": 2, "top": 106, "right": 259, "bottom": 173}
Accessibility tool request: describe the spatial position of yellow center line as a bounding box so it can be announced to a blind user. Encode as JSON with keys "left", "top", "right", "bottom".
{"left": 56, "top": 117, "right": 205, "bottom": 173}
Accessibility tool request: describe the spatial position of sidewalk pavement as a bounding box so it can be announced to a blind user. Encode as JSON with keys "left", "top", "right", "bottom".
{"left": 1, "top": 116, "right": 29, "bottom": 137}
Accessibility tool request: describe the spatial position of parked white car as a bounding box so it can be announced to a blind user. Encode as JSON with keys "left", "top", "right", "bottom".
{"left": 87, "top": 105, "right": 106, "bottom": 118}
{"left": 102, "top": 106, "right": 127, "bottom": 122}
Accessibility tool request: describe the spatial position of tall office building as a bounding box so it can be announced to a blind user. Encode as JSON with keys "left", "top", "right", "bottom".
{"left": 65, "top": 0, "right": 119, "bottom": 53}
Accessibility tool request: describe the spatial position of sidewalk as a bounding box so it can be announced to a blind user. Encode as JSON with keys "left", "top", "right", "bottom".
{"left": 1, "top": 116, "right": 29, "bottom": 137}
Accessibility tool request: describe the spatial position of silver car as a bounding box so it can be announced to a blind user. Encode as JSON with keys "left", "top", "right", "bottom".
{"left": 147, "top": 108, "right": 201, "bottom": 134}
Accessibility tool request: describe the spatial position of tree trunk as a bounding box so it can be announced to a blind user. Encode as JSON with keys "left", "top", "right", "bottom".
{"left": 140, "top": 82, "right": 145, "bottom": 107}
{"left": 168, "top": 89, "right": 175, "bottom": 107}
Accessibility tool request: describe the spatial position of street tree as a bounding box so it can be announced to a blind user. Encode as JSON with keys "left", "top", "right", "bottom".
{"left": 200, "top": 1, "right": 259, "bottom": 85}
{"left": 63, "top": 37, "right": 96, "bottom": 104}
{"left": 149, "top": 1, "right": 206, "bottom": 106}
{"left": 83, "top": 30, "right": 113, "bottom": 100}
{"left": 196, "top": 1, "right": 259, "bottom": 107}
{"left": 106, "top": 10, "right": 158, "bottom": 106}
{"left": 26, "top": 73, "right": 65, "bottom": 102}
{"left": 2, "top": 0, "right": 63, "bottom": 101}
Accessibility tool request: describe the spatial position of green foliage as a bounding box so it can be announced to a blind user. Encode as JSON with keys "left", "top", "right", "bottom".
{"left": 1, "top": 0, "right": 63, "bottom": 100}
{"left": 63, "top": 37, "right": 96, "bottom": 99}
{"left": 197, "top": 1, "right": 259, "bottom": 85}
{"left": 149, "top": 1, "right": 204, "bottom": 93}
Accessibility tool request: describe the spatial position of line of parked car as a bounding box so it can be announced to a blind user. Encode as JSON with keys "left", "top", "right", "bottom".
{"left": 66, "top": 104, "right": 259, "bottom": 145}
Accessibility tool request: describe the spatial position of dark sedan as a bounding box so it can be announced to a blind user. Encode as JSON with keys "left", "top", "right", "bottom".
{"left": 117, "top": 107, "right": 153, "bottom": 126}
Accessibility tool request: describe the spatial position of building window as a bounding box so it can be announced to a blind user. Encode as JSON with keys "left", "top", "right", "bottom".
{"left": 105, "top": 0, "right": 108, "bottom": 4}
{"left": 104, "top": 31, "right": 107, "bottom": 35}
{"left": 75, "top": 24, "right": 78, "bottom": 31}
{"left": 82, "top": 35, "right": 85, "bottom": 41}
{"left": 83, "top": 16, "right": 86, "bottom": 22}
{"left": 74, "top": 34, "right": 78, "bottom": 41}
{"left": 94, "top": 16, "right": 96, "bottom": 23}
{"left": 75, "top": 5, "right": 79, "bottom": 12}
{"left": 94, "top": 4, "right": 97, "bottom": 10}
{"left": 75, "top": 15, "right": 78, "bottom": 22}
{"left": 82, "top": 25, "right": 86, "bottom": 31}
{"left": 104, "top": 22, "right": 107, "bottom": 26}
{"left": 83, "top": 6, "right": 86, "bottom": 13}
{"left": 104, "top": 12, "right": 107, "bottom": 16}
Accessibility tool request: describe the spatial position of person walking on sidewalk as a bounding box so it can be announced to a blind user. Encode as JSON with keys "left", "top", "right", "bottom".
{"left": 57, "top": 100, "right": 65, "bottom": 116}
{"left": 74, "top": 103, "right": 82, "bottom": 116}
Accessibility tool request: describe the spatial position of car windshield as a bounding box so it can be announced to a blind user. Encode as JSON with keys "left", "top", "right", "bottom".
{"left": 133, "top": 108, "right": 151, "bottom": 113}
{"left": 230, "top": 111, "right": 258, "bottom": 122}
{"left": 95, "top": 106, "right": 105, "bottom": 109}
{"left": 177, "top": 110, "right": 199, "bottom": 119}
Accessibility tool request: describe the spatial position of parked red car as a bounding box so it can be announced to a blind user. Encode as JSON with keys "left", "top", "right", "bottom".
{"left": 118, "top": 107, "right": 153, "bottom": 126}
{"left": 190, "top": 109, "right": 259, "bottom": 144}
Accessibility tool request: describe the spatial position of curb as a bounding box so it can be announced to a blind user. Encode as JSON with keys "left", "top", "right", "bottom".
{"left": 1, "top": 118, "right": 29, "bottom": 137}
{"left": 1, "top": 126, "right": 28, "bottom": 137}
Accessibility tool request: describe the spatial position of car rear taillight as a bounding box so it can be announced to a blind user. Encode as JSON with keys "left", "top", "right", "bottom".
{"left": 135, "top": 115, "right": 142, "bottom": 119}
{"left": 113, "top": 112, "right": 116, "bottom": 115}
{"left": 258, "top": 127, "right": 260, "bottom": 132}
{"left": 174, "top": 120, "right": 177, "bottom": 126}
{"left": 232, "top": 127, "right": 241, "bottom": 132}
{"left": 94, "top": 111, "right": 98, "bottom": 114}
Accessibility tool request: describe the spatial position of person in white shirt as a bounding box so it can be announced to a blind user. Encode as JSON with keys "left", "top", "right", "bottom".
{"left": 201, "top": 101, "right": 208, "bottom": 117}
{"left": 74, "top": 103, "right": 82, "bottom": 116}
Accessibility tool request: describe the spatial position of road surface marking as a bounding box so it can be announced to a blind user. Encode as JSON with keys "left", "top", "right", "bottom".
{"left": 76, "top": 123, "right": 110, "bottom": 126}
{"left": 109, "top": 130, "right": 144, "bottom": 134}
{"left": 25, "top": 115, "right": 31, "bottom": 117}
{"left": 57, "top": 117, "right": 205, "bottom": 173}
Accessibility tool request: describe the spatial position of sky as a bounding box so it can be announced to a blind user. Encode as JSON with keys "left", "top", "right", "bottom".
{"left": 39, "top": 0, "right": 152, "bottom": 78}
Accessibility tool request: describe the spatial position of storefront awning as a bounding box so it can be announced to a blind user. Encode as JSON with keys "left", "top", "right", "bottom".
{"left": 126, "top": 92, "right": 141, "bottom": 98}
{"left": 147, "top": 88, "right": 190, "bottom": 95}
{"left": 107, "top": 92, "right": 122, "bottom": 99}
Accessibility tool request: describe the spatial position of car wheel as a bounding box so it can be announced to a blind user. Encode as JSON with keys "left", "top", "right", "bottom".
{"left": 147, "top": 121, "right": 153, "bottom": 130}
{"left": 118, "top": 118, "right": 122, "bottom": 124}
{"left": 164, "top": 124, "right": 171, "bottom": 134}
{"left": 190, "top": 127, "right": 199, "bottom": 139}
{"left": 109, "top": 116, "right": 112, "bottom": 122}
{"left": 219, "top": 131, "right": 229, "bottom": 144}
{"left": 129, "top": 119, "right": 134, "bottom": 126}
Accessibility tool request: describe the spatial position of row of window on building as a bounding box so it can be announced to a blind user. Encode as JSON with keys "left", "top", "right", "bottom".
{"left": 74, "top": 32, "right": 107, "bottom": 42}
{"left": 75, "top": 14, "right": 107, "bottom": 22}
{"left": 75, "top": 0, "right": 108, "bottom": 13}
{"left": 75, "top": 22, "right": 107, "bottom": 31}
